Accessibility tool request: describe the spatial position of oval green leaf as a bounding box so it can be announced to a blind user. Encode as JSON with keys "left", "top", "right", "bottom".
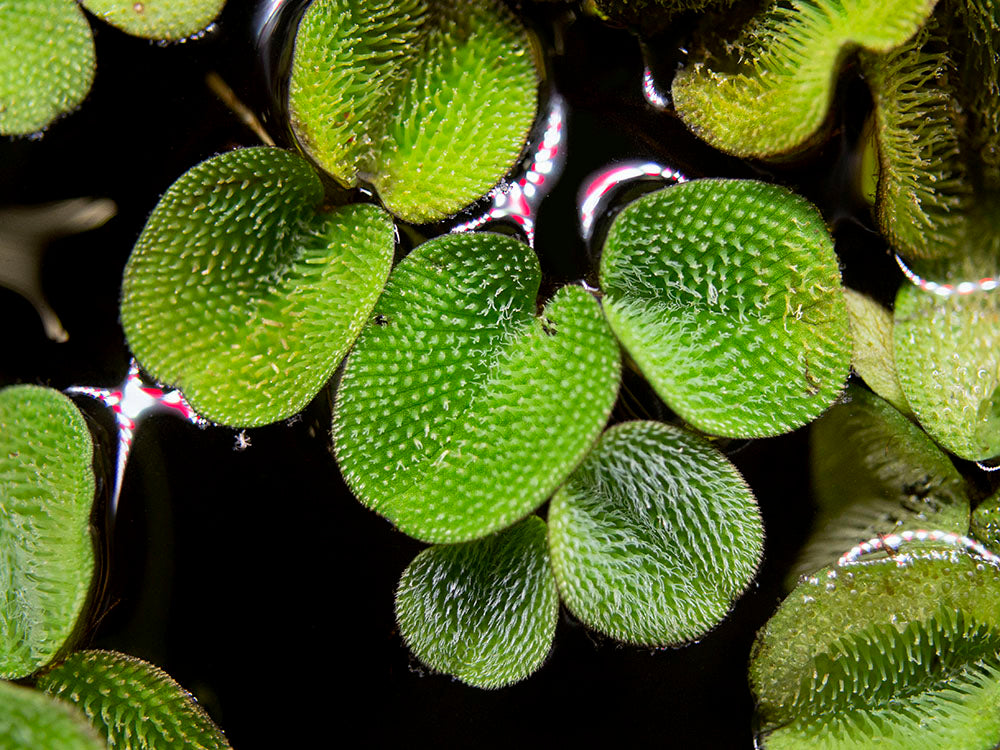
{"left": 599, "top": 178, "right": 850, "bottom": 438}
{"left": 288, "top": 0, "right": 539, "bottom": 223}
{"left": 792, "top": 385, "right": 969, "bottom": 581}
{"left": 120, "top": 147, "right": 395, "bottom": 427}
{"left": 0, "top": 0, "right": 95, "bottom": 136}
{"left": 672, "top": 0, "right": 937, "bottom": 158}
{"left": 843, "top": 289, "right": 909, "bottom": 414}
{"left": 894, "top": 253, "right": 1000, "bottom": 461}
{"left": 752, "top": 548, "right": 1000, "bottom": 749}
{"left": 37, "top": 650, "right": 229, "bottom": 749}
{"left": 333, "top": 232, "right": 621, "bottom": 543}
{"left": 0, "top": 680, "right": 104, "bottom": 750}
{"left": 395, "top": 516, "right": 558, "bottom": 688}
{"left": 548, "top": 420, "right": 763, "bottom": 645}
{"left": 80, "top": 0, "right": 224, "bottom": 39}
{"left": 0, "top": 385, "right": 95, "bottom": 679}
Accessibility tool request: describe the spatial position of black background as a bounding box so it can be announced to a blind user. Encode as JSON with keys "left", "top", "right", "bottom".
{"left": 0, "top": 1, "right": 900, "bottom": 746}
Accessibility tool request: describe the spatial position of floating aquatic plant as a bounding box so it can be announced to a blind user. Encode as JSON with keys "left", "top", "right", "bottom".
{"left": 842, "top": 289, "right": 909, "bottom": 414}
{"left": 287, "top": 0, "right": 539, "bottom": 223}
{"left": 79, "top": 0, "right": 225, "bottom": 39}
{"left": 0, "top": 679, "right": 103, "bottom": 750}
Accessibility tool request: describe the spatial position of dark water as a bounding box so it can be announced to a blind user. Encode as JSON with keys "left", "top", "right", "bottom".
{"left": 0, "top": 2, "right": 898, "bottom": 747}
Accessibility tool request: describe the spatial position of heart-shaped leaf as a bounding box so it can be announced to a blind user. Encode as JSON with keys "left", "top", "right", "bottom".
{"left": 120, "top": 147, "right": 395, "bottom": 427}
{"left": 333, "top": 232, "right": 621, "bottom": 542}
{"left": 0, "top": 385, "right": 95, "bottom": 679}
{"left": 0, "top": 680, "right": 104, "bottom": 750}
{"left": 599, "top": 178, "right": 850, "bottom": 438}
{"left": 791, "top": 385, "right": 969, "bottom": 581}
{"left": 395, "top": 516, "right": 558, "bottom": 688}
{"left": 672, "top": 0, "right": 937, "bottom": 157}
{"left": 894, "top": 252, "right": 1000, "bottom": 461}
{"left": 288, "top": 0, "right": 539, "bottom": 223}
{"left": 0, "top": 0, "right": 95, "bottom": 136}
{"left": 752, "top": 548, "right": 1000, "bottom": 749}
{"left": 37, "top": 650, "right": 230, "bottom": 749}
{"left": 548, "top": 420, "right": 763, "bottom": 645}
{"left": 79, "top": 0, "right": 225, "bottom": 39}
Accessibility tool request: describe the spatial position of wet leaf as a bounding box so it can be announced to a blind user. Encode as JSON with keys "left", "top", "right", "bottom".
{"left": 0, "top": 386, "right": 95, "bottom": 679}
{"left": 120, "top": 147, "right": 395, "bottom": 427}
{"left": 971, "top": 488, "right": 1000, "bottom": 552}
{"left": 0, "top": 0, "right": 95, "bottom": 136}
{"left": 599, "top": 179, "right": 850, "bottom": 438}
{"left": 79, "top": 0, "right": 224, "bottom": 39}
{"left": 37, "top": 650, "right": 230, "bottom": 749}
{"left": 333, "top": 232, "right": 620, "bottom": 543}
{"left": 548, "top": 420, "right": 763, "bottom": 645}
{"left": 395, "top": 517, "right": 558, "bottom": 688}
{"left": 0, "top": 680, "right": 104, "bottom": 750}
{"left": 288, "top": 0, "right": 539, "bottom": 222}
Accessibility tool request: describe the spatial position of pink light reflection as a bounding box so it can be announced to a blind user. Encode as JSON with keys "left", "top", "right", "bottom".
{"left": 895, "top": 253, "right": 1000, "bottom": 298}
{"left": 578, "top": 161, "right": 687, "bottom": 240}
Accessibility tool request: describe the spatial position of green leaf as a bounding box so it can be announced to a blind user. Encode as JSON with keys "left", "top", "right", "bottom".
{"left": 751, "top": 550, "right": 1000, "bottom": 749}
{"left": 548, "top": 420, "right": 763, "bottom": 645}
{"left": 791, "top": 385, "right": 968, "bottom": 581}
{"left": 671, "top": 0, "right": 937, "bottom": 158}
{"left": 599, "top": 179, "right": 850, "bottom": 438}
{"left": 79, "top": 0, "right": 225, "bottom": 39}
{"left": 0, "top": 680, "right": 104, "bottom": 750}
{"left": 894, "top": 252, "right": 1000, "bottom": 460}
{"left": 0, "top": 385, "right": 95, "bottom": 680}
{"left": 120, "top": 146, "right": 395, "bottom": 428}
{"left": 971, "top": 488, "right": 1000, "bottom": 552}
{"left": 333, "top": 232, "right": 621, "bottom": 543}
{"left": 0, "top": 0, "right": 95, "bottom": 136}
{"left": 288, "top": 0, "right": 539, "bottom": 223}
{"left": 395, "top": 517, "right": 558, "bottom": 688}
{"left": 37, "top": 650, "right": 230, "bottom": 749}
{"left": 843, "top": 289, "right": 909, "bottom": 414}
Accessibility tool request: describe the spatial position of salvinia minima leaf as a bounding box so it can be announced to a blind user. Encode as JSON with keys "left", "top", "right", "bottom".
{"left": 671, "top": 0, "right": 938, "bottom": 158}
{"left": 843, "top": 289, "right": 909, "bottom": 414}
{"left": 0, "top": 680, "right": 104, "bottom": 750}
{"left": 394, "top": 517, "right": 558, "bottom": 688}
{"left": 120, "top": 146, "right": 395, "bottom": 428}
{"left": 548, "top": 420, "right": 763, "bottom": 645}
{"left": 333, "top": 232, "right": 621, "bottom": 543}
{"left": 37, "top": 650, "right": 231, "bottom": 749}
{"left": 288, "top": 0, "right": 539, "bottom": 223}
{"left": 599, "top": 178, "right": 850, "bottom": 438}
{"left": 751, "top": 547, "right": 1000, "bottom": 749}
{"left": 0, "top": 0, "right": 95, "bottom": 136}
{"left": 79, "top": 0, "right": 225, "bottom": 39}
{"left": 791, "top": 385, "right": 968, "bottom": 582}
{"left": 971, "top": 487, "right": 1000, "bottom": 552}
{"left": 0, "top": 385, "right": 95, "bottom": 680}
{"left": 894, "top": 251, "right": 1000, "bottom": 461}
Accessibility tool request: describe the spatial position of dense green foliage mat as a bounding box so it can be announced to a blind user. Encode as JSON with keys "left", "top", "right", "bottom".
{"left": 120, "top": 147, "right": 395, "bottom": 427}
{"left": 0, "top": 385, "right": 95, "bottom": 679}
{"left": 334, "top": 231, "right": 620, "bottom": 542}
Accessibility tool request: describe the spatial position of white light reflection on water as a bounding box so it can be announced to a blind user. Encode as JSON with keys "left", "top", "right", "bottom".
{"left": 837, "top": 528, "right": 1000, "bottom": 567}
{"left": 894, "top": 253, "right": 1000, "bottom": 298}
{"left": 578, "top": 161, "right": 687, "bottom": 240}
{"left": 642, "top": 67, "right": 669, "bottom": 110}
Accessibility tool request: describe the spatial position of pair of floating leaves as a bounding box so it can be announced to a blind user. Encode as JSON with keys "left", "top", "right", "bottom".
{"left": 752, "top": 547, "right": 1000, "bottom": 749}
{"left": 792, "top": 385, "right": 969, "bottom": 581}
{"left": 672, "top": 0, "right": 937, "bottom": 158}
{"left": 288, "top": 0, "right": 539, "bottom": 223}
{"left": 0, "top": 385, "right": 95, "bottom": 679}
{"left": 599, "top": 178, "right": 851, "bottom": 438}
{"left": 333, "top": 231, "right": 621, "bottom": 542}
{"left": 396, "top": 421, "right": 763, "bottom": 687}
{"left": 0, "top": 0, "right": 224, "bottom": 136}
{"left": 120, "top": 147, "right": 395, "bottom": 427}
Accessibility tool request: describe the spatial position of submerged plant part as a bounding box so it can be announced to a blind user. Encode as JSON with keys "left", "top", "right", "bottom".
{"left": 287, "top": 0, "right": 539, "bottom": 222}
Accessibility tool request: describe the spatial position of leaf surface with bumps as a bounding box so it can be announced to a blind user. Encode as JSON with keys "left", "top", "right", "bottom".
{"left": 0, "top": 385, "right": 95, "bottom": 679}
{"left": 395, "top": 517, "right": 558, "bottom": 688}
{"left": 0, "top": 680, "right": 104, "bottom": 750}
{"left": 843, "top": 289, "right": 908, "bottom": 414}
{"left": 548, "top": 420, "right": 763, "bottom": 645}
{"left": 37, "top": 650, "right": 230, "bottom": 749}
{"left": 752, "top": 549, "right": 1000, "bottom": 749}
{"left": 120, "top": 147, "right": 395, "bottom": 427}
{"left": 599, "top": 179, "right": 850, "bottom": 438}
{"left": 79, "top": 0, "right": 225, "bottom": 39}
{"left": 0, "top": 0, "right": 95, "bottom": 136}
{"left": 672, "top": 0, "right": 937, "bottom": 158}
{"left": 333, "top": 232, "right": 620, "bottom": 543}
{"left": 288, "top": 0, "right": 538, "bottom": 222}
